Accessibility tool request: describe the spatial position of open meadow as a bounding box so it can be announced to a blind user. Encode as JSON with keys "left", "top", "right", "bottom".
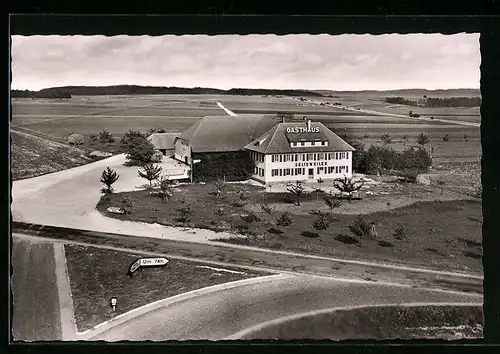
{"left": 11, "top": 93, "right": 481, "bottom": 186}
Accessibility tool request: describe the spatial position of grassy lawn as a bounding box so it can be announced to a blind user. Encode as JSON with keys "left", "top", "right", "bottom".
{"left": 10, "top": 129, "right": 93, "bottom": 180}
{"left": 97, "top": 178, "right": 483, "bottom": 273}
{"left": 240, "top": 305, "right": 483, "bottom": 340}
{"left": 64, "top": 244, "right": 268, "bottom": 332}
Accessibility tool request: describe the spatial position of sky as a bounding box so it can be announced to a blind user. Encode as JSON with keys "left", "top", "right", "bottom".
{"left": 10, "top": 33, "right": 480, "bottom": 91}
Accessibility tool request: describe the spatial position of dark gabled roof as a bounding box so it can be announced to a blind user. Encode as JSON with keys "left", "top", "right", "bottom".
{"left": 147, "top": 133, "right": 180, "bottom": 150}
{"left": 245, "top": 121, "right": 355, "bottom": 154}
{"left": 176, "top": 114, "right": 281, "bottom": 153}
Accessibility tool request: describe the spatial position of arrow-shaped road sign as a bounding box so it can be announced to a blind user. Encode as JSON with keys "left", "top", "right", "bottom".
{"left": 139, "top": 257, "right": 169, "bottom": 267}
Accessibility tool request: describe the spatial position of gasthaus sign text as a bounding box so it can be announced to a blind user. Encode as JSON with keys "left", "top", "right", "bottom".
{"left": 286, "top": 126, "right": 320, "bottom": 133}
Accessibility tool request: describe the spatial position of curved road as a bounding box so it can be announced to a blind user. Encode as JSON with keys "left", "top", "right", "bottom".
{"left": 89, "top": 273, "right": 479, "bottom": 341}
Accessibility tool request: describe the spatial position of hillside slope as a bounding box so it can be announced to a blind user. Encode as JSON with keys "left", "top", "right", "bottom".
{"left": 10, "top": 129, "right": 92, "bottom": 180}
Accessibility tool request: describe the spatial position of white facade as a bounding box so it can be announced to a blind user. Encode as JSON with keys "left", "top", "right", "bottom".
{"left": 174, "top": 138, "right": 191, "bottom": 164}
{"left": 249, "top": 150, "right": 352, "bottom": 184}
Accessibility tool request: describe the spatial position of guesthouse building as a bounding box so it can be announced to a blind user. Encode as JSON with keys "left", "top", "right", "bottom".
{"left": 173, "top": 114, "right": 354, "bottom": 184}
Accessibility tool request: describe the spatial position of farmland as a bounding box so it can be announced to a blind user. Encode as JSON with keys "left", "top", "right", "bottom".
{"left": 11, "top": 92, "right": 481, "bottom": 186}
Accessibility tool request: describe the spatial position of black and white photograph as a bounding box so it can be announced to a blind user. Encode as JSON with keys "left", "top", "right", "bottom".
{"left": 10, "top": 29, "right": 484, "bottom": 341}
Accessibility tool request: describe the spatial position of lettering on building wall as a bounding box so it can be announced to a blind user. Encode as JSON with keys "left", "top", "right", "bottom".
{"left": 286, "top": 127, "right": 321, "bottom": 134}
{"left": 295, "top": 161, "right": 329, "bottom": 167}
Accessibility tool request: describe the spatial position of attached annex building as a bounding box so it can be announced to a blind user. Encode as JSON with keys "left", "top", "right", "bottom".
{"left": 173, "top": 114, "right": 354, "bottom": 184}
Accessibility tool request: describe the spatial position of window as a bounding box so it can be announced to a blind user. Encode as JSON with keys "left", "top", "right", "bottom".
{"left": 279, "top": 155, "right": 283, "bottom": 163}
{"left": 317, "top": 167, "right": 320, "bottom": 174}
{"left": 335, "top": 166, "right": 339, "bottom": 173}
{"left": 295, "top": 154, "right": 298, "bottom": 161}
{"left": 292, "top": 142, "right": 296, "bottom": 147}
{"left": 318, "top": 153, "right": 324, "bottom": 161}
{"left": 301, "top": 141, "right": 305, "bottom": 146}
{"left": 313, "top": 154, "right": 317, "bottom": 161}
{"left": 260, "top": 168, "right": 264, "bottom": 177}
{"left": 295, "top": 168, "right": 301, "bottom": 175}
{"left": 311, "top": 141, "right": 316, "bottom": 146}
{"left": 321, "top": 141, "right": 325, "bottom": 146}
{"left": 346, "top": 166, "right": 349, "bottom": 173}
{"left": 272, "top": 155, "right": 275, "bottom": 163}
{"left": 279, "top": 169, "right": 283, "bottom": 176}
{"left": 302, "top": 154, "right": 306, "bottom": 161}
{"left": 254, "top": 167, "right": 258, "bottom": 174}
{"left": 346, "top": 152, "right": 349, "bottom": 159}
{"left": 302, "top": 168, "right": 305, "bottom": 175}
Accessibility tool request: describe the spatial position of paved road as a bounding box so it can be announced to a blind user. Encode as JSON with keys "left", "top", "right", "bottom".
{"left": 11, "top": 238, "right": 62, "bottom": 341}
{"left": 12, "top": 226, "right": 484, "bottom": 295}
{"left": 89, "top": 273, "right": 479, "bottom": 341}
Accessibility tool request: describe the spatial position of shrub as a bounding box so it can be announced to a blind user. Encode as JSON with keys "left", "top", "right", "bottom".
{"left": 176, "top": 204, "right": 192, "bottom": 223}
{"left": 334, "top": 234, "right": 360, "bottom": 246}
{"left": 231, "top": 201, "right": 245, "bottom": 208}
{"left": 443, "top": 134, "right": 450, "bottom": 142}
{"left": 89, "top": 134, "right": 98, "bottom": 142}
{"left": 214, "top": 180, "right": 228, "bottom": 199}
{"left": 120, "top": 197, "right": 133, "bottom": 214}
{"left": 125, "top": 136, "right": 156, "bottom": 165}
{"left": 381, "top": 133, "right": 392, "bottom": 145}
{"left": 214, "top": 206, "right": 225, "bottom": 216}
{"left": 276, "top": 212, "right": 293, "bottom": 227}
{"left": 300, "top": 231, "right": 320, "bottom": 238}
{"left": 120, "top": 130, "right": 145, "bottom": 150}
{"left": 234, "top": 224, "right": 250, "bottom": 234}
{"left": 349, "top": 216, "right": 376, "bottom": 238}
{"left": 313, "top": 214, "right": 331, "bottom": 230}
{"left": 100, "top": 167, "right": 119, "bottom": 194}
{"left": 261, "top": 203, "right": 276, "bottom": 215}
{"left": 393, "top": 224, "right": 408, "bottom": 240}
{"left": 437, "top": 179, "right": 446, "bottom": 195}
{"left": 99, "top": 130, "right": 115, "bottom": 144}
{"left": 240, "top": 212, "right": 260, "bottom": 223}
{"left": 267, "top": 227, "right": 284, "bottom": 235}
{"left": 67, "top": 133, "right": 84, "bottom": 145}
{"left": 154, "top": 175, "right": 174, "bottom": 202}
{"left": 151, "top": 150, "right": 164, "bottom": 163}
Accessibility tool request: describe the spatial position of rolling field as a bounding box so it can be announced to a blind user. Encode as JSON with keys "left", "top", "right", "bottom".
{"left": 11, "top": 93, "right": 481, "bottom": 180}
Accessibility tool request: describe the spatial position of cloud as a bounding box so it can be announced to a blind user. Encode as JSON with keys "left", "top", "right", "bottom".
{"left": 10, "top": 33, "right": 480, "bottom": 91}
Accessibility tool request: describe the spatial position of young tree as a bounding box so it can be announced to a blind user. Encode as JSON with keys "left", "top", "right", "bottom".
{"left": 416, "top": 133, "right": 430, "bottom": 147}
{"left": 323, "top": 193, "right": 342, "bottom": 213}
{"left": 286, "top": 180, "right": 305, "bottom": 206}
{"left": 443, "top": 134, "right": 450, "bottom": 142}
{"left": 100, "top": 167, "right": 120, "bottom": 194}
{"left": 138, "top": 164, "right": 163, "bottom": 188}
{"left": 177, "top": 204, "right": 192, "bottom": 223}
{"left": 381, "top": 133, "right": 392, "bottom": 145}
{"left": 464, "top": 133, "right": 468, "bottom": 142}
{"left": 333, "top": 176, "right": 365, "bottom": 200}
{"left": 402, "top": 134, "right": 409, "bottom": 146}
{"left": 437, "top": 179, "right": 446, "bottom": 195}
{"left": 214, "top": 179, "right": 227, "bottom": 199}
{"left": 261, "top": 203, "right": 276, "bottom": 215}
{"left": 276, "top": 212, "right": 293, "bottom": 227}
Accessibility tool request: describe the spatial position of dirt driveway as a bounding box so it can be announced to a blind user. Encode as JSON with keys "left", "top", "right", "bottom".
{"left": 11, "top": 154, "right": 235, "bottom": 243}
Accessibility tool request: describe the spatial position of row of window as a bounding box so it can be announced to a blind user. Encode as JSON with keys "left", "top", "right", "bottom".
{"left": 290, "top": 141, "right": 327, "bottom": 147}
{"left": 271, "top": 152, "right": 349, "bottom": 163}
{"left": 254, "top": 167, "right": 265, "bottom": 177}
{"left": 271, "top": 165, "right": 349, "bottom": 177}
{"left": 250, "top": 151, "right": 265, "bottom": 163}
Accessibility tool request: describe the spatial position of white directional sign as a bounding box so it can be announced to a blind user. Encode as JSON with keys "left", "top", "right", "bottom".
{"left": 139, "top": 257, "right": 169, "bottom": 267}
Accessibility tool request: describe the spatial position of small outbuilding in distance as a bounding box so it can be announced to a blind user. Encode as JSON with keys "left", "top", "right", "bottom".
{"left": 147, "top": 132, "right": 180, "bottom": 157}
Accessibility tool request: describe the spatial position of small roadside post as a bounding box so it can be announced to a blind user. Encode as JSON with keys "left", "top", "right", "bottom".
{"left": 110, "top": 296, "right": 117, "bottom": 311}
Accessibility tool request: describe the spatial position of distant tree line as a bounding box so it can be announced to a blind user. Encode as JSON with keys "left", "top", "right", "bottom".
{"left": 11, "top": 89, "right": 71, "bottom": 99}
{"left": 384, "top": 96, "right": 481, "bottom": 108}
{"left": 11, "top": 85, "right": 323, "bottom": 98}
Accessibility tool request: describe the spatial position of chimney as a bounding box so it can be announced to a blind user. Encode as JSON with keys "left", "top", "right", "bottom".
{"left": 307, "top": 119, "right": 311, "bottom": 130}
